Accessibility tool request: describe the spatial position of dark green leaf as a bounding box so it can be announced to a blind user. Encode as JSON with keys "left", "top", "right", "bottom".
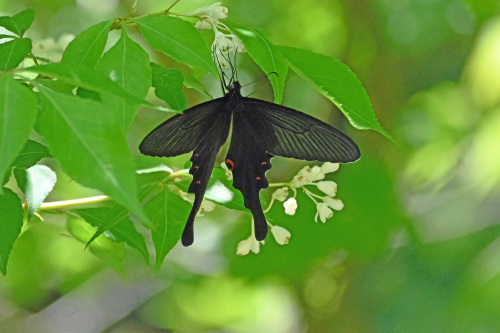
{"left": 11, "top": 140, "right": 50, "bottom": 169}
{"left": 61, "top": 19, "right": 113, "bottom": 68}
{"left": 0, "top": 9, "right": 35, "bottom": 37}
{"left": 29, "top": 63, "right": 150, "bottom": 108}
{"left": 0, "top": 188, "right": 23, "bottom": 275}
{"left": 144, "top": 188, "right": 191, "bottom": 272}
{"left": 280, "top": 46, "right": 392, "bottom": 140}
{"left": 22, "top": 165, "right": 57, "bottom": 221}
{"left": 97, "top": 28, "right": 152, "bottom": 132}
{"left": 36, "top": 86, "right": 149, "bottom": 225}
{"left": 36, "top": 78, "right": 75, "bottom": 95}
{"left": 0, "top": 75, "right": 37, "bottom": 189}
{"left": 133, "top": 15, "right": 217, "bottom": 77}
{"left": 228, "top": 22, "right": 288, "bottom": 104}
{"left": 0, "top": 38, "right": 32, "bottom": 71}
{"left": 151, "top": 63, "right": 187, "bottom": 111}
{"left": 67, "top": 216, "right": 126, "bottom": 277}
{"left": 74, "top": 207, "right": 149, "bottom": 265}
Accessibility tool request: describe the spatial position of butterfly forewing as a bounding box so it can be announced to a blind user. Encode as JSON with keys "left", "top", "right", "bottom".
{"left": 243, "top": 98, "right": 361, "bottom": 163}
{"left": 139, "top": 99, "right": 226, "bottom": 157}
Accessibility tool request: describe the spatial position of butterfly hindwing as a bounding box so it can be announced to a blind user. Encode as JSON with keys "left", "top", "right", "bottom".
{"left": 226, "top": 109, "right": 273, "bottom": 241}
{"left": 242, "top": 98, "right": 361, "bottom": 163}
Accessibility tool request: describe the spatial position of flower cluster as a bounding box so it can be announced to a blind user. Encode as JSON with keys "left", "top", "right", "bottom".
{"left": 180, "top": 2, "right": 246, "bottom": 67}
{"left": 168, "top": 185, "right": 215, "bottom": 216}
{"left": 236, "top": 162, "right": 345, "bottom": 256}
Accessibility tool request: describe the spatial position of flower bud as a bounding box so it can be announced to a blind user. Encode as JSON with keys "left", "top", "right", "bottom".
{"left": 321, "top": 162, "right": 339, "bottom": 174}
{"left": 195, "top": 20, "right": 213, "bottom": 30}
{"left": 272, "top": 187, "right": 289, "bottom": 202}
{"left": 317, "top": 181, "right": 338, "bottom": 197}
{"left": 236, "top": 236, "right": 261, "bottom": 255}
{"left": 271, "top": 226, "right": 291, "bottom": 245}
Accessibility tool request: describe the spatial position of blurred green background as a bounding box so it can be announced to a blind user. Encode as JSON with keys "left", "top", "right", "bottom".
{"left": 2, "top": 0, "right": 500, "bottom": 332}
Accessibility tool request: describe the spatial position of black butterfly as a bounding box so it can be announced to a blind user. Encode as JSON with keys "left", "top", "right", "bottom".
{"left": 140, "top": 79, "right": 360, "bottom": 246}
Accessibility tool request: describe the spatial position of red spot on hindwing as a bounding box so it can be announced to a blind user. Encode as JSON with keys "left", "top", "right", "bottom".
{"left": 261, "top": 161, "right": 267, "bottom": 166}
{"left": 225, "top": 159, "right": 234, "bottom": 171}
{"left": 256, "top": 176, "right": 261, "bottom": 180}
{"left": 195, "top": 180, "right": 201, "bottom": 184}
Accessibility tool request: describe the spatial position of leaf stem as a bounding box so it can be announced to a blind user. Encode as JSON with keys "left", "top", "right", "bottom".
{"left": 38, "top": 195, "right": 110, "bottom": 211}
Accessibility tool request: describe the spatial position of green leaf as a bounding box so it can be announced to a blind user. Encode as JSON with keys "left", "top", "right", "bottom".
{"left": 67, "top": 216, "right": 126, "bottom": 278}
{"left": 228, "top": 22, "right": 288, "bottom": 104}
{"left": 74, "top": 207, "right": 149, "bottom": 265}
{"left": 0, "top": 38, "right": 32, "bottom": 71}
{"left": 29, "top": 63, "right": 150, "bottom": 108}
{"left": 280, "top": 46, "right": 392, "bottom": 140}
{"left": 151, "top": 63, "right": 187, "bottom": 111}
{"left": 97, "top": 28, "right": 152, "bottom": 132}
{"left": 36, "top": 86, "right": 149, "bottom": 225}
{"left": 36, "top": 78, "right": 75, "bottom": 95}
{"left": 0, "top": 75, "right": 37, "bottom": 189}
{"left": 144, "top": 188, "right": 191, "bottom": 272}
{"left": 183, "top": 74, "right": 211, "bottom": 99}
{"left": 0, "top": 188, "right": 23, "bottom": 275}
{"left": 133, "top": 15, "right": 217, "bottom": 77}
{"left": 0, "top": 9, "right": 35, "bottom": 37}
{"left": 12, "top": 140, "right": 50, "bottom": 169}
{"left": 22, "top": 165, "right": 57, "bottom": 221}
{"left": 61, "top": 19, "right": 114, "bottom": 68}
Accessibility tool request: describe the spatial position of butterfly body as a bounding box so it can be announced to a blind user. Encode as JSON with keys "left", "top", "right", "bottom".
{"left": 140, "top": 82, "right": 360, "bottom": 246}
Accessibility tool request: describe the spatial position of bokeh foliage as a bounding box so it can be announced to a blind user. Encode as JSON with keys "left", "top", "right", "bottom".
{"left": 0, "top": 0, "right": 499, "bottom": 332}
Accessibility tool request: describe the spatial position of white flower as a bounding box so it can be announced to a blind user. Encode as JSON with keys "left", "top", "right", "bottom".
{"left": 321, "top": 162, "right": 339, "bottom": 174}
{"left": 291, "top": 166, "right": 311, "bottom": 187}
{"left": 310, "top": 166, "right": 325, "bottom": 182}
{"left": 271, "top": 226, "right": 291, "bottom": 245}
{"left": 317, "top": 181, "right": 338, "bottom": 197}
{"left": 214, "top": 32, "right": 233, "bottom": 52}
{"left": 231, "top": 35, "right": 246, "bottom": 53}
{"left": 185, "top": 2, "right": 228, "bottom": 20}
{"left": 236, "top": 235, "right": 261, "bottom": 255}
{"left": 220, "top": 162, "right": 233, "bottom": 180}
{"left": 315, "top": 197, "right": 344, "bottom": 223}
{"left": 195, "top": 20, "right": 213, "bottom": 30}
{"left": 323, "top": 197, "right": 344, "bottom": 210}
{"left": 283, "top": 198, "right": 297, "bottom": 215}
{"left": 272, "top": 187, "right": 289, "bottom": 202}
{"left": 198, "top": 199, "right": 216, "bottom": 216}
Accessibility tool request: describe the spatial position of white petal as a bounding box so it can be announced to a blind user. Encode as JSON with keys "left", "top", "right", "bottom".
{"left": 324, "top": 197, "right": 344, "bottom": 211}
{"left": 271, "top": 226, "right": 291, "bottom": 245}
{"left": 236, "top": 238, "right": 252, "bottom": 256}
{"left": 317, "top": 181, "right": 338, "bottom": 197}
{"left": 195, "top": 20, "right": 212, "bottom": 30}
{"left": 283, "top": 198, "right": 298, "bottom": 215}
{"left": 317, "top": 203, "right": 333, "bottom": 223}
{"left": 321, "top": 162, "right": 339, "bottom": 174}
{"left": 310, "top": 166, "right": 325, "bottom": 182}
{"left": 250, "top": 238, "right": 261, "bottom": 254}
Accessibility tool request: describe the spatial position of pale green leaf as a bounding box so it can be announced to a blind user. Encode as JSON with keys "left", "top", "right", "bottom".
{"left": 61, "top": 19, "right": 113, "bottom": 68}
{"left": 0, "top": 9, "right": 35, "bottom": 37}
{"left": 0, "top": 75, "right": 37, "bottom": 189}
{"left": 280, "top": 46, "right": 392, "bottom": 140}
{"left": 0, "top": 38, "right": 31, "bottom": 71}
{"left": 133, "top": 15, "right": 217, "bottom": 77}
{"left": 23, "top": 165, "right": 57, "bottom": 221}
{"left": 36, "top": 86, "right": 149, "bottom": 225}
{"left": 144, "top": 188, "right": 191, "bottom": 272}
{"left": 97, "top": 28, "right": 152, "bottom": 132}
{"left": 151, "top": 63, "right": 187, "bottom": 111}
{"left": 228, "top": 22, "right": 288, "bottom": 104}
{"left": 74, "top": 207, "right": 149, "bottom": 265}
{"left": 67, "top": 216, "right": 126, "bottom": 278}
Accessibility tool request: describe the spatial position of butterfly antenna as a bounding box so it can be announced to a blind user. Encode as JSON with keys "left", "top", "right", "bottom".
{"left": 233, "top": 47, "right": 239, "bottom": 82}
